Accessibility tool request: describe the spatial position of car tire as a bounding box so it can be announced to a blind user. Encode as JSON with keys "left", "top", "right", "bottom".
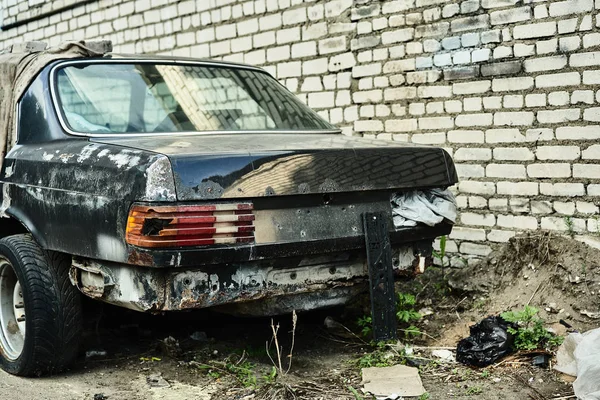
{"left": 0, "top": 234, "right": 82, "bottom": 376}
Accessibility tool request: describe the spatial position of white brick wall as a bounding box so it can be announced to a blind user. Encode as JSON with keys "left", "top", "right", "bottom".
{"left": 1, "top": 0, "right": 600, "bottom": 261}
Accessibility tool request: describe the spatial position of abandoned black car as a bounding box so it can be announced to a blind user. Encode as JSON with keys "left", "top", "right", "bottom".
{"left": 0, "top": 41, "right": 457, "bottom": 376}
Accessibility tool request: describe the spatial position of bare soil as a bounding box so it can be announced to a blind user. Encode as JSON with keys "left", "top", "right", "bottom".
{"left": 0, "top": 232, "right": 597, "bottom": 399}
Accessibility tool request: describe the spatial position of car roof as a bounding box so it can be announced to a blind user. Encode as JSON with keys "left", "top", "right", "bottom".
{"left": 95, "top": 53, "right": 265, "bottom": 72}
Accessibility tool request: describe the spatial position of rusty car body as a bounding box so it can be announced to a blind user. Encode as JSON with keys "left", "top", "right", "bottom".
{"left": 0, "top": 46, "right": 457, "bottom": 375}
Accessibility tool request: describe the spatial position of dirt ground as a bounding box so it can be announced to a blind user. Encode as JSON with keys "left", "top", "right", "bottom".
{"left": 0, "top": 232, "right": 597, "bottom": 400}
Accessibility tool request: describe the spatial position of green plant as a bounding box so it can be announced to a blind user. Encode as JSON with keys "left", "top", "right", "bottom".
{"left": 225, "top": 359, "right": 257, "bottom": 387}
{"left": 465, "top": 385, "right": 483, "bottom": 395}
{"left": 418, "top": 393, "right": 430, "bottom": 400}
{"left": 480, "top": 370, "right": 490, "bottom": 379}
{"left": 357, "top": 315, "right": 372, "bottom": 337}
{"left": 348, "top": 385, "right": 364, "bottom": 400}
{"left": 396, "top": 293, "right": 421, "bottom": 323}
{"left": 263, "top": 366, "right": 277, "bottom": 384}
{"left": 564, "top": 216, "right": 575, "bottom": 238}
{"left": 501, "top": 306, "right": 564, "bottom": 351}
{"left": 432, "top": 235, "right": 447, "bottom": 275}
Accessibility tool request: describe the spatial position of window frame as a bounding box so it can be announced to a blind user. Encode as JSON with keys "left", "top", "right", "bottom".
{"left": 49, "top": 58, "right": 341, "bottom": 138}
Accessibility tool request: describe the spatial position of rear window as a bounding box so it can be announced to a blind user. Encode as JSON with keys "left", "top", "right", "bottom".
{"left": 54, "top": 62, "right": 336, "bottom": 134}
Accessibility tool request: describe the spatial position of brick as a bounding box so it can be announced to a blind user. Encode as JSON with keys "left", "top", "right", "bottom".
{"left": 418, "top": 116, "right": 454, "bottom": 130}
{"left": 527, "top": 163, "right": 571, "bottom": 178}
{"left": 574, "top": 164, "right": 600, "bottom": 178}
{"left": 383, "top": 87, "right": 417, "bottom": 101}
{"left": 536, "top": 72, "right": 581, "bottom": 88}
{"left": 547, "top": 91, "right": 570, "bottom": 106}
{"left": 411, "top": 132, "right": 446, "bottom": 144}
{"left": 531, "top": 201, "right": 552, "bottom": 214}
{"left": 460, "top": 243, "right": 493, "bottom": 256}
{"left": 549, "top": 0, "right": 593, "bottom": 17}
{"left": 328, "top": 52, "right": 356, "bottom": 72}
{"left": 459, "top": 181, "right": 496, "bottom": 195}
{"left": 417, "top": 85, "right": 452, "bottom": 98}
{"left": 540, "top": 183, "right": 585, "bottom": 196}
{"left": 510, "top": 198, "right": 530, "bottom": 213}
{"left": 570, "top": 51, "right": 600, "bottom": 67}
{"left": 503, "top": 95, "right": 523, "bottom": 108}
{"left": 486, "top": 164, "right": 526, "bottom": 178}
{"left": 448, "top": 130, "right": 485, "bottom": 143}
{"left": 497, "top": 215, "right": 538, "bottom": 230}
{"left": 536, "top": 146, "right": 581, "bottom": 160}
{"left": 493, "top": 147, "right": 534, "bottom": 161}
{"left": 490, "top": 7, "right": 532, "bottom": 25}
{"left": 492, "top": 77, "right": 534, "bottom": 92}
{"left": 560, "top": 36, "right": 581, "bottom": 53}
{"left": 481, "top": 61, "right": 522, "bottom": 77}
{"left": 497, "top": 181, "right": 538, "bottom": 195}
{"left": 577, "top": 201, "right": 599, "bottom": 214}
{"left": 583, "top": 107, "right": 600, "bottom": 122}
{"left": 483, "top": 96, "right": 502, "bottom": 109}
{"left": 444, "top": 66, "right": 480, "bottom": 81}
{"left": 453, "top": 80, "right": 491, "bottom": 95}
{"left": 461, "top": 212, "right": 496, "bottom": 227}
{"left": 415, "top": 21, "right": 449, "bottom": 38}
{"left": 571, "top": 90, "right": 595, "bottom": 104}
{"left": 450, "top": 227, "right": 487, "bottom": 241}
{"left": 537, "top": 109, "right": 581, "bottom": 124}
{"left": 486, "top": 128, "right": 526, "bottom": 143}
{"left": 493, "top": 46, "right": 512, "bottom": 59}
{"left": 354, "top": 120, "right": 383, "bottom": 132}
{"left": 541, "top": 217, "right": 585, "bottom": 232}
{"left": 537, "top": 38, "right": 558, "bottom": 55}
{"left": 488, "top": 230, "right": 516, "bottom": 243}
{"left": 523, "top": 55, "right": 567, "bottom": 73}
{"left": 513, "top": 22, "right": 556, "bottom": 39}
{"left": 283, "top": 7, "right": 307, "bottom": 25}
{"left": 464, "top": 98, "right": 483, "bottom": 111}
{"left": 582, "top": 144, "right": 600, "bottom": 159}
{"left": 441, "top": 36, "right": 461, "bottom": 50}
{"left": 481, "top": 30, "right": 501, "bottom": 44}
{"left": 455, "top": 113, "right": 493, "bottom": 127}
{"left": 494, "top": 112, "right": 534, "bottom": 126}
{"left": 319, "top": 36, "right": 346, "bottom": 54}
{"left": 383, "top": 59, "right": 416, "bottom": 73}
{"left": 451, "top": 15, "right": 490, "bottom": 32}
{"left": 462, "top": 32, "right": 480, "bottom": 47}
{"left": 454, "top": 148, "right": 492, "bottom": 161}
{"left": 433, "top": 53, "right": 452, "bottom": 67}
{"left": 385, "top": 119, "right": 418, "bottom": 132}
{"left": 382, "top": 28, "right": 415, "bottom": 44}
{"left": 556, "top": 126, "right": 600, "bottom": 140}
{"left": 456, "top": 164, "right": 485, "bottom": 178}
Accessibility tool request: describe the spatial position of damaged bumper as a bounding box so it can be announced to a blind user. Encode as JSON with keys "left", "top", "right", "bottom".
{"left": 69, "top": 223, "right": 451, "bottom": 314}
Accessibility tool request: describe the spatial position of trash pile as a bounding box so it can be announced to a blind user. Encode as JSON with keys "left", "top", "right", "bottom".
{"left": 555, "top": 328, "right": 600, "bottom": 399}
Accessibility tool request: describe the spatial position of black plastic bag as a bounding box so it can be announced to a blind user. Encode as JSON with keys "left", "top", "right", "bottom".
{"left": 456, "top": 316, "right": 515, "bottom": 367}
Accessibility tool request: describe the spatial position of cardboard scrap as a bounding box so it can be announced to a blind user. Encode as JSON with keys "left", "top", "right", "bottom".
{"left": 361, "top": 364, "right": 426, "bottom": 398}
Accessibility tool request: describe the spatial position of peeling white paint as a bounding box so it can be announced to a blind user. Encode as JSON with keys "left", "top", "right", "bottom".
{"left": 25, "top": 186, "right": 45, "bottom": 202}
{"left": 4, "top": 163, "right": 14, "bottom": 178}
{"left": 108, "top": 151, "right": 142, "bottom": 169}
{"left": 143, "top": 156, "right": 177, "bottom": 201}
{"left": 0, "top": 184, "right": 11, "bottom": 217}
{"left": 42, "top": 152, "right": 54, "bottom": 161}
{"left": 97, "top": 149, "right": 110, "bottom": 158}
{"left": 96, "top": 233, "right": 127, "bottom": 262}
{"left": 58, "top": 153, "right": 75, "bottom": 163}
{"left": 77, "top": 144, "right": 98, "bottom": 163}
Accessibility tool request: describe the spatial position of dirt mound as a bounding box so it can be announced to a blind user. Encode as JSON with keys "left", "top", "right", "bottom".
{"left": 448, "top": 232, "right": 600, "bottom": 333}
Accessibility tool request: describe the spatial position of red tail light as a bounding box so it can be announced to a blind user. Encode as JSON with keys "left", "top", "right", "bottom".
{"left": 126, "top": 203, "right": 255, "bottom": 248}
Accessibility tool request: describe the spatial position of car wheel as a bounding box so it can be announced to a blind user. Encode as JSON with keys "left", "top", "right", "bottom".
{"left": 0, "top": 234, "right": 82, "bottom": 376}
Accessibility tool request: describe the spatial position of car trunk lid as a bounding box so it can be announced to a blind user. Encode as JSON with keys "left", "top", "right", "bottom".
{"left": 93, "top": 133, "right": 457, "bottom": 201}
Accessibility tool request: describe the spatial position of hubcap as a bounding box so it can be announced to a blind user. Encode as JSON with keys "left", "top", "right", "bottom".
{"left": 0, "top": 258, "right": 25, "bottom": 360}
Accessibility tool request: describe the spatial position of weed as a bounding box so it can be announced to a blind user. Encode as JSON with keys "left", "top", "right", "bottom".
{"left": 225, "top": 359, "right": 257, "bottom": 387}
{"left": 263, "top": 366, "right": 277, "bottom": 384}
{"left": 465, "top": 385, "right": 483, "bottom": 395}
{"left": 348, "top": 385, "right": 364, "bottom": 400}
{"left": 480, "top": 370, "right": 490, "bottom": 379}
{"left": 357, "top": 315, "right": 372, "bottom": 337}
{"left": 501, "top": 306, "right": 564, "bottom": 350}
{"left": 357, "top": 292, "right": 422, "bottom": 340}
{"left": 564, "top": 216, "right": 575, "bottom": 238}
{"left": 418, "top": 393, "right": 430, "bottom": 400}
{"left": 356, "top": 341, "right": 404, "bottom": 368}
{"left": 396, "top": 293, "right": 421, "bottom": 323}
{"left": 432, "top": 235, "right": 448, "bottom": 276}
{"left": 266, "top": 310, "right": 297, "bottom": 376}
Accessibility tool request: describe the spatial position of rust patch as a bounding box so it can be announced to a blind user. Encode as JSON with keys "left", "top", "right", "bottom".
{"left": 127, "top": 248, "right": 153, "bottom": 266}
